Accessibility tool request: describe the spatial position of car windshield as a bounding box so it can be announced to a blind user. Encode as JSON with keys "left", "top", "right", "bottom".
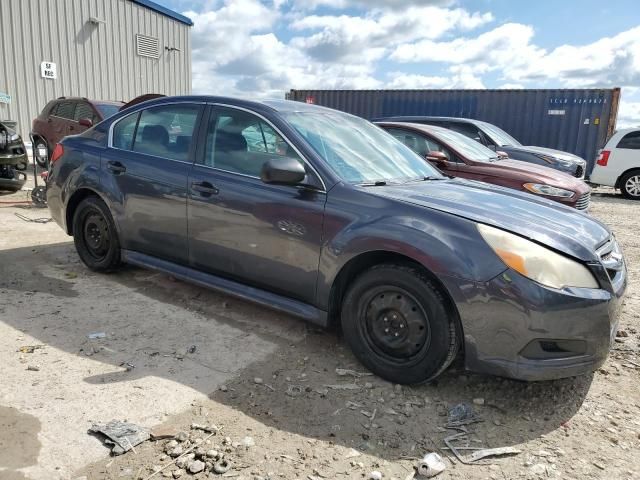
{"left": 477, "top": 121, "right": 521, "bottom": 147}
{"left": 282, "top": 111, "right": 443, "bottom": 184}
{"left": 95, "top": 104, "right": 121, "bottom": 119}
{"left": 431, "top": 128, "right": 500, "bottom": 162}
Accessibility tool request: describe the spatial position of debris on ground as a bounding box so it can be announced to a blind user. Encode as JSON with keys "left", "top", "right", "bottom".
{"left": 89, "top": 420, "right": 150, "bottom": 455}
{"left": 417, "top": 452, "right": 447, "bottom": 477}
{"left": 26, "top": 364, "right": 40, "bottom": 371}
{"left": 87, "top": 332, "right": 106, "bottom": 339}
{"left": 335, "top": 367, "right": 373, "bottom": 378}
{"left": 466, "top": 446, "right": 521, "bottom": 462}
{"left": 369, "top": 471, "right": 383, "bottom": 479}
{"left": 447, "top": 403, "right": 480, "bottom": 426}
{"left": 324, "top": 383, "right": 361, "bottom": 390}
{"left": 17, "top": 345, "right": 44, "bottom": 353}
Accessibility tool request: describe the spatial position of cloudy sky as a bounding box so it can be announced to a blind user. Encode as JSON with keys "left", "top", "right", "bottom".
{"left": 164, "top": 0, "right": 640, "bottom": 127}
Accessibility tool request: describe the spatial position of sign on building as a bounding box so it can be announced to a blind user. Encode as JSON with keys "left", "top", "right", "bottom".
{"left": 40, "top": 61, "right": 57, "bottom": 79}
{"left": 0, "top": 92, "right": 11, "bottom": 104}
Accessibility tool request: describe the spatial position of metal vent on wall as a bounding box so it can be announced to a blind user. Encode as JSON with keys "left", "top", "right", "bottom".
{"left": 136, "top": 34, "right": 159, "bottom": 58}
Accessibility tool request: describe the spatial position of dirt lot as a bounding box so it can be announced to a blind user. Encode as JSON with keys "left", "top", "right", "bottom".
{"left": 1, "top": 184, "right": 639, "bottom": 480}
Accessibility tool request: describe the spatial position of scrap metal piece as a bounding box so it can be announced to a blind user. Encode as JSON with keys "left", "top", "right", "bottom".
{"left": 466, "top": 446, "right": 521, "bottom": 463}
{"left": 89, "top": 420, "right": 150, "bottom": 455}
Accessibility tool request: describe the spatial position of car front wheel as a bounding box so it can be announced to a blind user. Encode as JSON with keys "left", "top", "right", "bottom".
{"left": 621, "top": 171, "right": 640, "bottom": 200}
{"left": 341, "top": 264, "right": 459, "bottom": 384}
{"left": 72, "top": 196, "right": 121, "bottom": 271}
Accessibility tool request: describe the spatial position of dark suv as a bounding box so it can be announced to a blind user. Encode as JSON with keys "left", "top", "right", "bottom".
{"left": 31, "top": 97, "right": 123, "bottom": 158}
{"left": 375, "top": 116, "right": 588, "bottom": 179}
{"left": 47, "top": 96, "right": 626, "bottom": 384}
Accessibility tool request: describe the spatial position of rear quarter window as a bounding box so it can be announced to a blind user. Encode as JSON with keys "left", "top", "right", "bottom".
{"left": 617, "top": 131, "right": 640, "bottom": 150}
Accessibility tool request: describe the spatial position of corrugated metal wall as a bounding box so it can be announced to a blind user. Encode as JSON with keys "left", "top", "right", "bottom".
{"left": 0, "top": 0, "right": 192, "bottom": 140}
{"left": 287, "top": 89, "right": 621, "bottom": 172}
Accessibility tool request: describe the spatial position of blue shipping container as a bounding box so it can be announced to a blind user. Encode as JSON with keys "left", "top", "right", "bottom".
{"left": 286, "top": 88, "right": 621, "bottom": 174}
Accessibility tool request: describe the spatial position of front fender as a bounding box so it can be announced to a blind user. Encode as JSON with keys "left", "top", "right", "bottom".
{"left": 316, "top": 186, "right": 506, "bottom": 310}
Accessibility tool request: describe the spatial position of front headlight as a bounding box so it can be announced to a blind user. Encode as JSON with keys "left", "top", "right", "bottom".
{"left": 523, "top": 183, "right": 575, "bottom": 198}
{"left": 478, "top": 224, "right": 599, "bottom": 289}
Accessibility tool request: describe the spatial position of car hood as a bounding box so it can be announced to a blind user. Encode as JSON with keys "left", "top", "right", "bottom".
{"left": 505, "top": 145, "right": 586, "bottom": 164}
{"left": 485, "top": 159, "right": 588, "bottom": 191}
{"left": 371, "top": 178, "right": 609, "bottom": 261}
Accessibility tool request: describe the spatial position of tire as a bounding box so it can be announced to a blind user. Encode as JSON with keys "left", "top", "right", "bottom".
{"left": 72, "top": 196, "right": 121, "bottom": 271}
{"left": 620, "top": 171, "right": 640, "bottom": 200}
{"left": 341, "top": 264, "right": 458, "bottom": 384}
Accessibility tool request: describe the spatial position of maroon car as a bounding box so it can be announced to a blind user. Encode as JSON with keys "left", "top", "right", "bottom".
{"left": 377, "top": 122, "right": 591, "bottom": 210}
{"left": 31, "top": 97, "right": 123, "bottom": 164}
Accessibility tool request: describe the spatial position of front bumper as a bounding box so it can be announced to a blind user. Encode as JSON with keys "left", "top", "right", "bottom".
{"left": 442, "top": 259, "right": 626, "bottom": 381}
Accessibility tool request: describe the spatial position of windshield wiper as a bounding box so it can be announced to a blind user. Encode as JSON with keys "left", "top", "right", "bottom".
{"left": 358, "top": 180, "right": 388, "bottom": 186}
{"left": 401, "top": 176, "right": 444, "bottom": 184}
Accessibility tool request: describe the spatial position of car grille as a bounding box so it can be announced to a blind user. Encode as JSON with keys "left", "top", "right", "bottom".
{"left": 575, "top": 191, "right": 590, "bottom": 210}
{"left": 575, "top": 165, "right": 584, "bottom": 178}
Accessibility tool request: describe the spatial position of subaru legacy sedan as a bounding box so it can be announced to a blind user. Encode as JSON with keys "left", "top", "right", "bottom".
{"left": 47, "top": 96, "right": 626, "bottom": 384}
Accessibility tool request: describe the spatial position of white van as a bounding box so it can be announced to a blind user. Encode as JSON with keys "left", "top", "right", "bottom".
{"left": 590, "top": 128, "right": 640, "bottom": 199}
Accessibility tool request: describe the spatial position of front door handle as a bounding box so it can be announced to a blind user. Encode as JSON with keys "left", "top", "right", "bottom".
{"left": 191, "top": 181, "right": 219, "bottom": 197}
{"left": 106, "top": 161, "right": 126, "bottom": 175}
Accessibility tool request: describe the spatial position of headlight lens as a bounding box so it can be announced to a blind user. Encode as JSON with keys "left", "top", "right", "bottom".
{"left": 523, "top": 183, "right": 575, "bottom": 198}
{"left": 478, "top": 224, "right": 599, "bottom": 289}
{"left": 9, "top": 133, "right": 19, "bottom": 142}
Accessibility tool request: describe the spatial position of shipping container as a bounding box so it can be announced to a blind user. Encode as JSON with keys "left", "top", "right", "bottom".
{"left": 286, "top": 88, "right": 621, "bottom": 174}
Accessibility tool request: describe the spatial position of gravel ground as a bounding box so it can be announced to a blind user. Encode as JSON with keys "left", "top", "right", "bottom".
{"left": 1, "top": 184, "right": 639, "bottom": 480}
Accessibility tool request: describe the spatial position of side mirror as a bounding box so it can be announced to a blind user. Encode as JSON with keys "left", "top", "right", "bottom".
{"left": 425, "top": 151, "right": 448, "bottom": 163}
{"left": 78, "top": 118, "right": 93, "bottom": 127}
{"left": 496, "top": 150, "right": 509, "bottom": 159}
{"left": 261, "top": 157, "right": 306, "bottom": 185}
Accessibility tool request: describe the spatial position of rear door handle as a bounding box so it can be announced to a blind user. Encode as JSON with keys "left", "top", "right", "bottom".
{"left": 191, "top": 181, "right": 219, "bottom": 197}
{"left": 106, "top": 161, "right": 126, "bottom": 174}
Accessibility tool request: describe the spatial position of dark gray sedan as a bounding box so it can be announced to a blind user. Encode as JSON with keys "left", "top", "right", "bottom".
{"left": 46, "top": 96, "right": 626, "bottom": 384}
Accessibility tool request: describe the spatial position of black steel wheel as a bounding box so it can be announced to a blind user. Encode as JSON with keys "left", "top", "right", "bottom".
{"left": 341, "top": 264, "right": 458, "bottom": 384}
{"left": 72, "top": 196, "right": 121, "bottom": 271}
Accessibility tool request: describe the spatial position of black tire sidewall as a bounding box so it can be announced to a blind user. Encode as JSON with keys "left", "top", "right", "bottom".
{"left": 341, "top": 265, "right": 456, "bottom": 384}
{"left": 72, "top": 196, "right": 121, "bottom": 271}
{"left": 621, "top": 171, "right": 640, "bottom": 200}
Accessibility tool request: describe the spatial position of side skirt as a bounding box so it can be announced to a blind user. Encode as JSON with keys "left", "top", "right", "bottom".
{"left": 121, "top": 249, "right": 329, "bottom": 327}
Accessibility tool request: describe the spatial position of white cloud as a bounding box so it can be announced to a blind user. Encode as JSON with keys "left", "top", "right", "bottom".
{"left": 291, "top": 7, "right": 494, "bottom": 63}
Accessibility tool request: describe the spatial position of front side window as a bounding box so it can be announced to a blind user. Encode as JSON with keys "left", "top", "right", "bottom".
{"left": 617, "top": 131, "right": 640, "bottom": 149}
{"left": 131, "top": 104, "right": 200, "bottom": 161}
{"left": 112, "top": 112, "right": 139, "bottom": 150}
{"left": 283, "top": 112, "right": 442, "bottom": 184}
{"left": 431, "top": 128, "right": 499, "bottom": 163}
{"left": 448, "top": 122, "right": 484, "bottom": 144}
{"left": 203, "top": 107, "right": 303, "bottom": 177}
{"left": 74, "top": 102, "right": 97, "bottom": 123}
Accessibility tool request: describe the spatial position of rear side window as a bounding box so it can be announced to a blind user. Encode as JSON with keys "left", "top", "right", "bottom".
{"left": 617, "top": 131, "right": 640, "bottom": 149}
{"left": 132, "top": 104, "right": 201, "bottom": 161}
{"left": 112, "top": 112, "right": 139, "bottom": 150}
{"left": 53, "top": 102, "right": 76, "bottom": 119}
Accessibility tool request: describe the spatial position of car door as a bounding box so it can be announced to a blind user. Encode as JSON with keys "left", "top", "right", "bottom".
{"left": 73, "top": 101, "right": 100, "bottom": 133}
{"left": 386, "top": 128, "right": 459, "bottom": 176}
{"left": 103, "top": 102, "right": 204, "bottom": 264}
{"left": 187, "top": 105, "right": 326, "bottom": 304}
{"left": 50, "top": 101, "right": 76, "bottom": 145}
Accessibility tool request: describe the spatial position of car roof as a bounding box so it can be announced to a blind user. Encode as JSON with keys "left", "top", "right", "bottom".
{"left": 55, "top": 97, "right": 124, "bottom": 105}
{"left": 378, "top": 115, "right": 483, "bottom": 125}
{"left": 116, "top": 95, "right": 343, "bottom": 116}
{"left": 374, "top": 121, "right": 454, "bottom": 136}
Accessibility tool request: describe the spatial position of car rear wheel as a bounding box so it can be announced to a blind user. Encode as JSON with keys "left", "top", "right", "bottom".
{"left": 341, "top": 264, "right": 458, "bottom": 384}
{"left": 621, "top": 171, "right": 640, "bottom": 200}
{"left": 72, "top": 196, "right": 121, "bottom": 271}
